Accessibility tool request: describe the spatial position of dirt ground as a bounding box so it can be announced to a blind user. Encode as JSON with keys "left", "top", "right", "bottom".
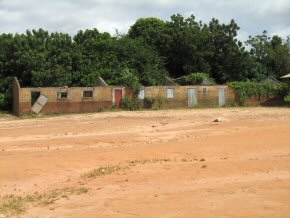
{"left": 0, "top": 107, "right": 290, "bottom": 218}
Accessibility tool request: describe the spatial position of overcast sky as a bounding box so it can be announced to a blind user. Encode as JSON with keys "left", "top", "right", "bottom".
{"left": 0, "top": 0, "right": 289, "bottom": 42}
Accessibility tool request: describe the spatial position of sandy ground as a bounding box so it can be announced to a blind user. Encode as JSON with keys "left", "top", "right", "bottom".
{"left": 0, "top": 107, "right": 290, "bottom": 218}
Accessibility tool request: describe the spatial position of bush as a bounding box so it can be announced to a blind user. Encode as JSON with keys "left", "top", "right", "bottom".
{"left": 108, "top": 68, "right": 141, "bottom": 94}
{"left": 0, "top": 93, "right": 5, "bottom": 108}
{"left": 284, "top": 95, "right": 290, "bottom": 103}
{"left": 0, "top": 77, "right": 14, "bottom": 111}
{"left": 0, "top": 91, "right": 12, "bottom": 110}
{"left": 229, "top": 81, "right": 288, "bottom": 104}
{"left": 155, "top": 95, "right": 168, "bottom": 108}
{"left": 121, "top": 98, "right": 141, "bottom": 111}
{"left": 185, "top": 73, "right": 215, "bottom": 85}
{"left": 143, "top": 97, "right": 155, "bottom": 109}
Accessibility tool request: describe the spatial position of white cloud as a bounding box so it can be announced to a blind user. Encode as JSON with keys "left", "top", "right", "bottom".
{"left": 0, "top": 0, "right": 289, "bottom": 40}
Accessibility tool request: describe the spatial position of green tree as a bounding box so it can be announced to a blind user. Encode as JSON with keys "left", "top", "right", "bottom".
{"left": 108, "top": 68, "right": 140, "bottom": 94}
{"left": 206, "top": 18, "right": 253, "bottom": 83}
{"left": 246, "top": 32, "right": 290, "bottom": 79}
{"left": 128, "top": 17, "right": 166, "bottom": 48}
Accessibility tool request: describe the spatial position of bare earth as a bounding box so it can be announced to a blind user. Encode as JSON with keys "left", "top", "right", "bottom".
{"left": 1, "top": 107, "right": 290, "bottom": 218}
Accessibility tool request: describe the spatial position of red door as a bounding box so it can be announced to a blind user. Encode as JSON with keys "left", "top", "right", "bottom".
{"left": 114, "top": 89, "right": 122, "bottom": 107}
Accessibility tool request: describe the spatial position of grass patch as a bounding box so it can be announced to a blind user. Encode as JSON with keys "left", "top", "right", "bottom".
{"left": 127, "top": 158, "right": 172, "bottom": 166}
{"left": 82, "top": 159, "right": 173, "bottom": 180}
{"left": 0, "top": 111, "right": 9, "bottom": 117}
{"left": 25, "top": 187, "right": 88, "bottom": 206}
{"left": 0, "top": 187, "right": 89, "bottom": 216}
{"left": 81, "top": 165, "right": 125, "bottom": 179}
{"left": 0, "top": 196, "right": 26, "bottom": 216}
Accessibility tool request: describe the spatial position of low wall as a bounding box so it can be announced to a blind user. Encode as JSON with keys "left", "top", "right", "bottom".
{"left": 17, "top": 86, "right": 114, "bottom": 115}
{"left": 243, "top": 96, "right": 284, "bottom": 106}
{"left": 143, "top": 85, "right": 235, "bottom": 108}
{"left": 13, "top": 80, "right": 237, "bottom": 115}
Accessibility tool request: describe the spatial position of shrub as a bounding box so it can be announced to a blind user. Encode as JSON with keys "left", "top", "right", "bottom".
{"left": 155, "top": 95, "right": 168, "bottom": 108}
{"left": 143, "top": 97, "right": 155, "bottom": 109}
{"left": 0, "top": 91, "right": 12, "bottom": 110}
{"left": 185, "top": 73, "right": 215, "bottom": 85}
{"left": 81, "top": 165, "right": 123, "bottom": 179}
{"left": 0, "top": 93, "right": 5, "bottom": 108}
{"left": 121, "top": 97, "right": 141, "bottom": 111}
{"left": 229, "top": 81, "right": 288, "bottom": 104}
{"left": 284, "top": 95, "right": 290, "bottom": 105}
{"left": 108, "top": 68, "right": 141, "bottom": 94}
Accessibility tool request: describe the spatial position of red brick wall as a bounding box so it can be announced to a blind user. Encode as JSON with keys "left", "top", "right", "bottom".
{"left": 17, "top": 86, "right": 115, "bottom": 115}
{"left": 19, "top": 101, "right": 112, "bottom": 114}
{"left": 41, "top": 101, "right": 112, "bottom": 113}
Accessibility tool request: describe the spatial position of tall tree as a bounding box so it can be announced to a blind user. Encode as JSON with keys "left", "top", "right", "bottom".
{"left": 206, "top": 18, "right": 253, "bottom": 83}
{"left": 246, "top": 31, "right": 290, "bottom": 78}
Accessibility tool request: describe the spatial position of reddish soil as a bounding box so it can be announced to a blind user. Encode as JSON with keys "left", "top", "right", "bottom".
{"left": 0, "top": 107, "right": 290, "bottom": 218}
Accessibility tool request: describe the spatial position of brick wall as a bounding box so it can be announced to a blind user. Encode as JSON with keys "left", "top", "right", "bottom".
{"left": 17, "top": 86, "right": 114, "bottom": 114}
{"left": 13, "top": 77, "right": 237, "bottom": 115}
{"left": 143, "top": 85, "right": 235, "bottom": 108}
{"left": 243, "top": 96, "right": 284, "bottom": 106}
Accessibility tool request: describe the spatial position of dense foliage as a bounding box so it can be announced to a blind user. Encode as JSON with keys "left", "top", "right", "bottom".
{"left": 229, "top": 82, "right": 288, "bottom": 103}
{"left": 121, "top": 97, "right": 142, "bottom": 111}
{"left": 1, "top": 14, "right": 290, "bottom": 110}
{"left": 185, "top": 73, "right": 214, "bottom": 85}
{"left": 143, "top": 97, "right": 155, "bottom": 109}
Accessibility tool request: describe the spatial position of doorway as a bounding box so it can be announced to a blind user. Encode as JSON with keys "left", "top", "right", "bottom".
{"left": 218, "top": 88, "right": 226, "bottom": 106}
{"left": 114, "top": 89, "right": 123, "bottom": 107}
{"left": 188, "top": 88, "right": 197, "bottom": 107}
{"left": 31, "top": 91, "right": 40, "bottom": 106}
